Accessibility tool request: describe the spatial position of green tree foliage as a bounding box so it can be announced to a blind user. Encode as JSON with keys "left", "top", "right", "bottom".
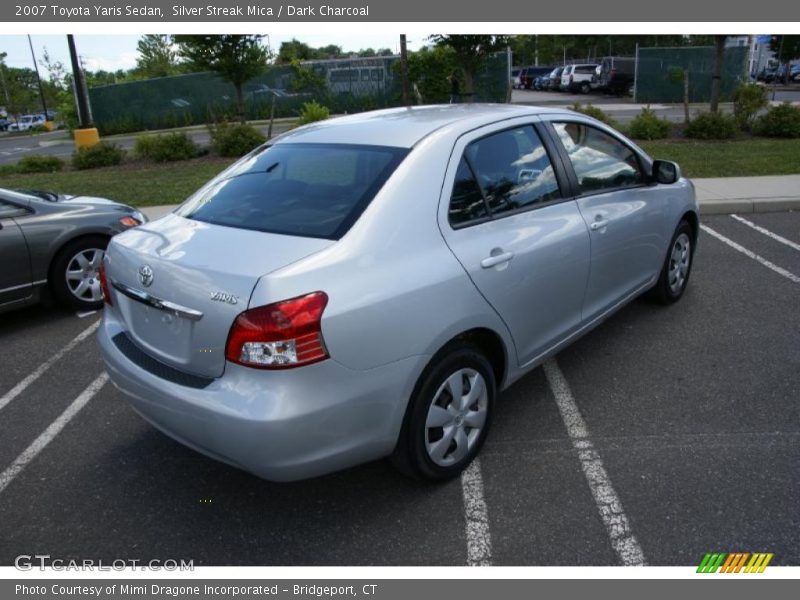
{"left": 0, "top": 59, "right": 39, "bottom": 116}
{"left": 134, "top": 34, "right": 179, "bottom": 78}
{"left": 402, "top": 45, "right": 459, "bottom": 103}
{"left": 768, "top": 35, "right": 800, "bottom": 84}
{"left": 429, "top": 35, "right": 508, "bottom": 101}
{"left": 175, "top": 35, "right": 270, "bottom": 123}
{"left": 276, "top": 40, "right": 345, "bottom": 64}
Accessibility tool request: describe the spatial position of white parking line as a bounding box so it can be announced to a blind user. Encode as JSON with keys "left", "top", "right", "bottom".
{"left": 0, "top": 320, "right": 101, "bottom": 413}
{"left": 730, "top": 214, "right": 800, "bottom": 253}
{"left": 0, "top": 372, "right": 108, "bottom": 495}
{"left": 461, "top": 457, "right": 493, "bottom": 566}
{"left": 543, "top": 359, "right": 647, "bottom": 566}
{"left": 701, "top": 224, "right": 800, "bottom": 284}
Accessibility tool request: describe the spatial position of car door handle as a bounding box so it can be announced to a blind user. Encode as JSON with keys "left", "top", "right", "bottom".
{"left": 480, "top": 251, "right": 514, "bottom": 269}
{"left": 590, "top": 219, "right": 609, "bottom": 231}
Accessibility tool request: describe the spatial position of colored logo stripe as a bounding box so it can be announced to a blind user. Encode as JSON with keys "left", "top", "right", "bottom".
{"left": 697, "top": 553, "right": 726, "bottom": 573}
{"left": 697, "top": 552, "right": 773, "bottom": 573}
{"left": 745, "top": 553, "right": 774, "bottom": 573}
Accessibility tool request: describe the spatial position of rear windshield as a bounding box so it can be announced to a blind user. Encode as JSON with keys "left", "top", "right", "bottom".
{"left": 176, "top": 143, "right": 408, "bottom": 240}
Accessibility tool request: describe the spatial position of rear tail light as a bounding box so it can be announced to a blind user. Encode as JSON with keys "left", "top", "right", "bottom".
{"left": 225, "top": 292, "right": 329, "bottom": 369}
{"left": 99, "top": 262, "right": 112, "bottom": 306}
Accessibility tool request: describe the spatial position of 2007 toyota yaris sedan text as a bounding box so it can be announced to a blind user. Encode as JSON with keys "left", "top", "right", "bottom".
{"left": 98, "top": 104, "right": 698, "bottom": 482}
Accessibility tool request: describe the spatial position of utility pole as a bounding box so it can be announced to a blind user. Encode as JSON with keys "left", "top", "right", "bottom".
{"left": 400, "top": 34, "right": 410, "bottom": 107}
{"left": 67, "top": 34, "right": 99, "bottom": 148}
{"left": 27, "top": 35, "right": 49, "bottom": 125}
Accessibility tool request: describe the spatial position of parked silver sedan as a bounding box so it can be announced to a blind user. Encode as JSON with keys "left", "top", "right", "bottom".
{"left": 98, "top": 105, "right": 698, "bottom": 482}
{"left": 0, "top": 188, "right": 146, "bottom": 314}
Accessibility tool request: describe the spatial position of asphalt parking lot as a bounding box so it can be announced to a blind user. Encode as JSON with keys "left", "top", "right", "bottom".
{"left": 0, "top": 211, "right": 798, "bottom": 567}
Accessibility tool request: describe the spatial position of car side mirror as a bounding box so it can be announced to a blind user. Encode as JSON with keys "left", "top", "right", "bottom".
{"left": 652, "top": 160, "right": 681, "bottom": 185}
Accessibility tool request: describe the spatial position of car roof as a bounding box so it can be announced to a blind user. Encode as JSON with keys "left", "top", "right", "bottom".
{"left": 274, "top": 104, "right": 565, "bottom": 148}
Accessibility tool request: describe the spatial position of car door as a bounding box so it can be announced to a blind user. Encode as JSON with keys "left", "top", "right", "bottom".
{"left": 439, "top": 120, "right": 591, "bottom": 367}
{"left": 0, "top": 199, "right": 33, "bottom": 306}
{"left": 544, "top": 118, "right": 669, "bottom": 322}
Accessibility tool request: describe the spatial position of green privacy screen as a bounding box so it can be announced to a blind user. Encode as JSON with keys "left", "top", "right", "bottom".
{"left": 88, "top": 53, "right": 510, "bottom": 135}
{"left": 635, "top": 46, "right": 749, "bottom": 104}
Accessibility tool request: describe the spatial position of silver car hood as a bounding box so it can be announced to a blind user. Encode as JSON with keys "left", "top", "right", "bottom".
{"left": 106, "top": 213, "right": 333, "bottom": 378}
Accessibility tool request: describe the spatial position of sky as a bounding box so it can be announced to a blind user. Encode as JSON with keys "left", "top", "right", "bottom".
{"left": 0, "top": 34, "right": 429, "bottom": 74}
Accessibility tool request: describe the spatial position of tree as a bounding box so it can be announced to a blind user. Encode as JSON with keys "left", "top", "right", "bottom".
{"left": 709, "top": 35, "right": 727, "bottom": 114}
{"left": 429, "top": 35, "right": 508, "bottom": 102}
{"left": 175, "top": 35, "right": 269, "bottom": 123}
{"left": 275, "top": 39, "right": 317, "bottom": 64}
{"left": 135, "top": 34, "right": 179, "bottom": 78}
{"left": 769, "top": 35, "right": 800, "bottom": 84}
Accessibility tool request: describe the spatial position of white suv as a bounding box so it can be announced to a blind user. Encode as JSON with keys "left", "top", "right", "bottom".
{"left": 560, "top": 64, "right": 599, "bottom": 94}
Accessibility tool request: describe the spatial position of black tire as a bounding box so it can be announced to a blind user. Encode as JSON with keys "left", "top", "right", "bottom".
{"left": 648, "top": 220, "right": 695, "bottom": 305}
{"left": 580, "top": 81, "right": 591, "bottom": 94}
{"left": 50, "top": 235, "right": 109, "bottom": 311}
{"left": 392, "top": 342, "right": 496, "bottom": 481}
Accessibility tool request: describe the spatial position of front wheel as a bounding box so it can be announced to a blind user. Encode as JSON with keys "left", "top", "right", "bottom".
{"left": 50, "top": 236, "right": 109, "bottom": 311}
{"left": 392, "top": 343, "right": 496, "bottom": 481}
{"left": 580, "top": 81, "right": 591, "bottom": 94}
{"left": 648, "top": 220, "right": 694, "bottom": 304}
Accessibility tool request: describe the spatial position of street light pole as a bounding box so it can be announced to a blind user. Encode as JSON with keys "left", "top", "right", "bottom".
{"left": 67, "top": 34, "right": 99, "bottom": 148}
{"left": 400, "top": 34, "right": 410, "bottom": 107}
{"left": 27, "top": 35, "right": 49, "bottom": 123}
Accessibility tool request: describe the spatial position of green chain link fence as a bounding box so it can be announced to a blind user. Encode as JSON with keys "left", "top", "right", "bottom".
{"left": 635, "top": 46, "right": 750, "bottom": 104}
{"left": 88, "top": 52, "right": 510, "bottom": 135}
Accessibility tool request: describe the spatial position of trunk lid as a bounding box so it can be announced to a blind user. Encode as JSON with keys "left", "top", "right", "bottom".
{"left": 106, "top": 213, "right": 333, "bottom": 378}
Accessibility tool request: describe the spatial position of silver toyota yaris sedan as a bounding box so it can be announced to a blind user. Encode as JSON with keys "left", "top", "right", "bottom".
{"left": 98, "top": 104, "right": 698, "bottom": 482}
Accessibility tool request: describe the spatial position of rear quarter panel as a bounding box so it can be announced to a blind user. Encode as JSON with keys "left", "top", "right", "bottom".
{"left": 248, "top": 128, "right": 517, "bottom": 378}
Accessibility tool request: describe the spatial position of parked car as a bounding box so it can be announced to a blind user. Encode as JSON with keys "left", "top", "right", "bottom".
{"left": 8, "top": 114, "right": 46, "bottom": 132}
{"left": 561, "top": 64, "right": 599, "bottom": 93}
{"left": 520, "top": 66, "right": 555, "bottom": 89}
{"left": 532, "top": 74, "right": 549, "bottom": 90}
{"left": 590, "top": 65, "right": 603, "bottom": 91}
{"left": 98, "top": 104, "right": 698, "bottom": 483}
{"left": 757, "top": 64, "right": 790, "bottom": 84}
{"left": 546, "top": 66, "right": 565, "bottom": 90}
{"left": 0, "top": 117, "right": 10, "bottom": 132}
{"left": 597, "top": 56, "right": 636, "bottom": 95}
{"left": 0, "top": 188, "right": 146, "bottom": 314}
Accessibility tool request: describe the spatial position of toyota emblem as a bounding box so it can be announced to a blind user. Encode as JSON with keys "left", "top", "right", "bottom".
{"left": 138, "top": 264, "right": 154, "bottom": 287}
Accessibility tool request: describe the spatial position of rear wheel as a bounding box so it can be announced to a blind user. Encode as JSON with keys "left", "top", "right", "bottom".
{"left": 648, "top": 220, "right": 694, "bottom": 304}
{"left": 580, "top": 81, "right": 591, "bottom": 94}
{"left": 392, "top": 343, "right": 495, "bottom": 481}
{"left": 50, "top": 236, "right": 109, "bottom": 311}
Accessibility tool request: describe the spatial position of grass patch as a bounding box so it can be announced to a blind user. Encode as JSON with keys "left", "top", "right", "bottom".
{"left": 639, "top": 137, "right": 800, "bottom": 178}
{"left": 1, "top": 138, "right": 799, "bottom": 208}
{"left": 0, "top": 156, "right": 232, "bottom": 207}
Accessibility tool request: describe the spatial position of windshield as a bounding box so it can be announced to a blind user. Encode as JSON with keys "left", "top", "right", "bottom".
{"left": 176, "top": 143, "right": 409, "bottom": 240}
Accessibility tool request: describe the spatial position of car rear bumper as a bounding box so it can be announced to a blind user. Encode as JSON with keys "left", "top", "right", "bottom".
{"left": 98, "top": 311, "right": 426, "bottom": 481}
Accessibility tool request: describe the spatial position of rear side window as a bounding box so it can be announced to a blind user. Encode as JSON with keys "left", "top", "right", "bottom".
{"left": 176, "top": 143, "right": 408, "bottom": 240}
{"left": 552, "top": 122, "right": 644, "bottom": 194}
{"left": 448, "top": 126, "right": 561, "bottom": 226}
{"left": 449, "top": 158, "right": 489, "bottom": 226}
